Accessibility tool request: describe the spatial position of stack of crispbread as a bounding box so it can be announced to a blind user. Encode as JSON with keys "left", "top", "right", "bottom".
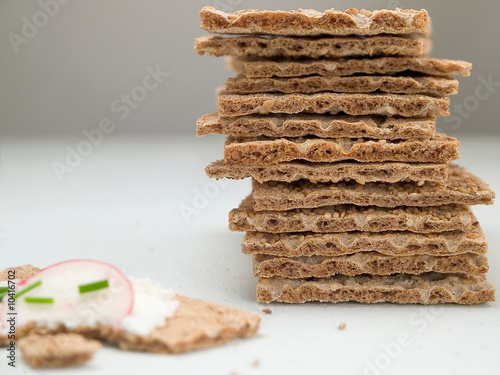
{"left": 195, "top": 7, "right": 496, "bottom": 304}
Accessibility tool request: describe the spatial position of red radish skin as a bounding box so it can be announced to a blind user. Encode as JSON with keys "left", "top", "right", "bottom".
{"left": 18, "top": 259, "right": 134, "bottom": 328}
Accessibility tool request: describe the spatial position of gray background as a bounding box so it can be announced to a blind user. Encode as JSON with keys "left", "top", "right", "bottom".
{"left": 1, "top": 0, "right": 499, "bottom": 136}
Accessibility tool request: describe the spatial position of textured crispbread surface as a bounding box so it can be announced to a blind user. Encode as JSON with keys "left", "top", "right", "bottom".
{"left": 200, "top": 7, "right": 430, "bottom": 36}
{"left": 230, "top": 196, "right": 475, "bottom": 233}
{"left": 208, "top": 160, "right": 447, "bottom": 184}
{"left": 0, "top": 268, "right": 261, "bottom": 354}
{"left": 228, "top": 57, "right": 471, "bottom": 78}
{"left": 117, "top": 295, "right": 261, "bottom": 354}
{"left": 256, "top": 273, "right": 496, "bottom": 304}
{"left": 224, "top": 134, "right": 459, "bottom": 164}
{"left": 225, "top": 75, "right": 458, "bottom": 96}
{"left": 253, "top": 253, "right": 489, "bottom": 278}
{"left": 0, "top": 296, "right": 261, "bottom": 354}
{"left": 195, "top": 35, "right": 432, "bottom": 58}
{"left": 197, "top": 113, "right": 436, "bottom": 139}
{"left": 252, "top": 164, "right": 495, "bottom": 210}
{"left": 18, "top": 334, "right": 101, "bottom": 368}
{"left": 243, "top": 222, "right": 486, "bottom": 257}
{"left": 218, "top": 92, "right": 450, "bottom": 117}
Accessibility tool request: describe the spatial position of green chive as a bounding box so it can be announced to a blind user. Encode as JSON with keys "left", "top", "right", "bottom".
{"left": 0, "top": 292, "right": 7, "bottom": 303}
{"left": 79, "top": 279, "right": 109, "bottom": 294}
{"left": 14, "top": 280, "right": 42, "bottom": 299}
{"left": 0, "top": 287, "right": 8, "bottom": 294}
{"left": 25, "top": 297, "right": 54, "bottom": 304}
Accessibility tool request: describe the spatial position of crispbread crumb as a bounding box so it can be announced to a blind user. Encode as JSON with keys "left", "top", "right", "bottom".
{"left": 261, "top": 308, "right": 273, "bottom": 315}
{"left": 338, "top": 322, "right": 347, "bottom": 330}
{"left": 19, "top": 334, "right": 101, "bottom": 368}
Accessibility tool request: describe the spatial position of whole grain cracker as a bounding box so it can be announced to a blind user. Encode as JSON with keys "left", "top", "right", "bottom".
{"left": 257, "top": 273, "right": 495, "bottom": 304}
{"left": 195, "top": 35, "right": 432, "bottom": 59}
{"left": 197, "top": 113, "right": 436, "bottom": 139}
{"left": 230, "top": 196, "right": 475, "bottom": 234}
{"left": 18, "top": 334, "right": 101, "bottom": 368}
{"left": 200, "top": 7, "right": 430, "bottom": 36}
{"left": 225, "top": 75, "right": 458, "bottom": 96}
{"left": 218, "top": 91, "right": 450, "bottom": 117}
{"left": 209, "top": 160, "right": 447, "bottom": 184}
{"left": 224, "top": 134, "right": 459, "bottom": 164}
{"left": 252, "top": 164, "right": 494, "bottom": 210}
{"left": 243, "top": 222, "right": 486, "bottom": 257}
{"left": 253, "top": 253, "right": 489, "bottom": 278}
{"left": 227, "top": 56, "right": 471, "bottom": 78}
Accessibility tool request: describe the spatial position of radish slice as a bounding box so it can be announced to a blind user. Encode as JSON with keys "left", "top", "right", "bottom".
{"left": 16, "top": 260, "right": 134, "bottom": 329}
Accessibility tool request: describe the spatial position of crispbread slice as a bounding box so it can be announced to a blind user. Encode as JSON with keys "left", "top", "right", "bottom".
{"left": 230, "top": 196, "right": 475, "bottom": 233}
{"left": 200, "top": 7, "right": 430, "bottom": 36}
{"left": 227, "top": 57, "right": 471, "bottom": 78}
{"left": 225, "top": 75, "right": 458, "bottom": 96}
{"left": 256, "top": 273, "right": 496, "bottom": 304}
{"left": 19, "top": 334, "right": 101, "bottom": 368}
{"left": 117, "top": 295, "right": 261, "bottom": 354}
{"left": 197, "top": 113, "right": 436, "bottom": 139}
{"left": 252, "top": 164, "right": 495, "bottom": 210}
{"left": 224, "top": 134, "right": 459, "bottom": 164}
{"left": 0, "top": 267, "right": 261, "bottom": 354}
{"left": 194, "top": 35, "right": 432, "bottom": 58}
{"left": 218, "top": 92, "right": 450, "bottom": 117}
{"left": 208, "top": 160, "right": 447, "bottom": 184}
{"left": 253, "top": 253, "right": 489, "bottom": 278}
{"left": 243, "top": 222, "right": 486, "bottom": 257}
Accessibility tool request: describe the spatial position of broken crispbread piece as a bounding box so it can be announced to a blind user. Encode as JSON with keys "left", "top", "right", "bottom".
{"left": 224, "top": 134, "right": 459, "bottom": 164}
{"left": 227, "top": 57, "right": 472, "bottom": 78}
{"left": 209, "top": 160, "right": 447, "bottom": 184}
{"left": 224, "top": 75, "right": 458, "bottom": 96}
{"left": 218, "top": 92, "right": 450, "bottom": 117}
{"left": 253, "top": 252, "right": 489, "bottom": 278}
{"left": 0, "top": 266, "right": 261, "bottom": 355}
{"left": 256, "top": 273, "right": 495, "bottom": 304}
{"left": 243, "top": 222, "right": 486, "bottom": 257}
{"left": 252, "top": 164, "right": 495, "bottom": 210}
{"left": 18, "top": 334, "right": 101, "bottom": 369}
{"left": 117, "top": 295, "right": 261, "bottom": 354}
{"left": 194, "top": 35, "right": 432, "bottom": 58}
{"left": 200, "top": 7, "right": 431, "bottom": 36}
{"left": 230, "top": 196, "right": 475, "bottom": 233}
{"left": 197, "top": 113, "right": 436, "bottom": 139}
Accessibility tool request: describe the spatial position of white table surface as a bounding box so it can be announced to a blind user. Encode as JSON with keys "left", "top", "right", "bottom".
{"left": 1, "top": 134, "right": 499, "bottom": 375}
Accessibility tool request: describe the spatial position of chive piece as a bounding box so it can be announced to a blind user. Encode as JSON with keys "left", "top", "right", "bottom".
{"left": 14, "top": 280, "right": 42, "bottom": 299}
{"left": 25, "top": 297, "right": 54, "bottom": 304}
{"left": 0, "top": 292, "right": 7, "bottom": 303}
{"left": 79, "top": 279, "right": 109, "bottom": 294}
{"left": 0, "top": 287, "right": 8, "bottom": 294}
